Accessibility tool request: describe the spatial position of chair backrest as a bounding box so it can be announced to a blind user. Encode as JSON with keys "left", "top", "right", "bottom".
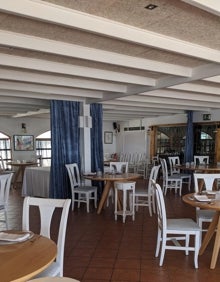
{"left": 0, "top": 156, "right": 5, "bottom": 170}
{"left": 109, "top": 162, "right": 128, "bottom": 173}
{"left": 0, "top": 173, "right": 13, "bottom": 205}
{"left": 149, "top": 165, "right": 161, "bottom": 185}
{"left": 160, "top": 158, "right": 168, "bottom": 179}
{"left": 152, "top": 180, "right": 167, "bottom": 230}
{"left": 194, "top": 156, "right": 209, "bottom": 165}
{"left": 148, "top": 164, "right": 161, "bottom": 196}
{"left": 65, "top": 163, "right": 81, "bottom": 188}
{"left": 194, "top": 173, "right": 220, "bottom": 192}
{"left": 168, "top": 156, "right": 180, "bottom": 175}
{"left": 152, "top": 155, "right": 159, "bottom": 165}
{"left": 22, "top": 196, "right": 71, "bottom": 275}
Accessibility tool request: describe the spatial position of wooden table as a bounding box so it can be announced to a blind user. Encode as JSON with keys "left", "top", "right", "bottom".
{"left": 176, "top": 164, "right": 220, "bottom": 173}
{"left": 7, "top": 162, "right": 37, "bottom": 189}
{"left": 0, "top": 232, "right": 57, "bottom": 282}
{"left": 85, "top": 173, "right": 141, "bottom": 214}
{"left": 182, "top": 193, "right": 220, "bottom": 269}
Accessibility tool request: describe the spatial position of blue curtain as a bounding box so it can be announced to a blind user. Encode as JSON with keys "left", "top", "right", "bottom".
{"left": 90, "top": 104, "right": 104, "bottom": 172}
{"left": 50, "top": 100, "right": 80, "bottom": 198}
{"left": 90, "top": 104, "right": 104, "bottom": 198}
{"left": 184, "top": 111, "right": 194, "bottom": 163}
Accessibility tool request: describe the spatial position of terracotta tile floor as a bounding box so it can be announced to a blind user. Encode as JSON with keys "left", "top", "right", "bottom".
{"left": 2, "top": 179, "right": 220, "bottom": 282}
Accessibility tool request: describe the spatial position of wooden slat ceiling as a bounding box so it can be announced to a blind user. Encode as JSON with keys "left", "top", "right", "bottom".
{"left": 0, "top": 0, "right": 219, "bottom": 121}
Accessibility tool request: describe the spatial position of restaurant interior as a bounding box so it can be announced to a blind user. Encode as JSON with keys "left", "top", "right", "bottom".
{"left": 0, "top": 1, "right": 220, "bottom": 281}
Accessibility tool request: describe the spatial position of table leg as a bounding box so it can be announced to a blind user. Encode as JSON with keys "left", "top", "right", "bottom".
{"left": 12, "top": 167, "right": 22, "bottom": 189}
{"left": 97, "top": 181, "right": 112, "bottom": 214}
{"left": 210, "top": 214, "right": 220, "bottom": 269}
{"left": 199, "top": 211, "right": 219, "bottom": 256}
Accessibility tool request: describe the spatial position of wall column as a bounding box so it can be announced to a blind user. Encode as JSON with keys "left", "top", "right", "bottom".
{"left": 79, "top": 103, "right": 92, "bottom": 173}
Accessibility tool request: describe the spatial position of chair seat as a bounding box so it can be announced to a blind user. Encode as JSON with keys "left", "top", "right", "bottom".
{"left": 35, "top": 262, "right": 60, "bottom": 278}
{"left": 196, "top": 209, "right": 215, "bottom": 220}
{"left": 167, "top": 218, "right": 200, "bottom": 231}
{"left": 74, "top": 186, "right": 97, "bottom": 192}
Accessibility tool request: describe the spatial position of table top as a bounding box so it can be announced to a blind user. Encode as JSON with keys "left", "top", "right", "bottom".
{"left": 176, "top": 164, "right": 220, "bottom": 172}
{"left": 84, "top": 172, "right": 141, "bottom": 182}
{"left": 0, "top": 232, "right": 57, "bottom": 282}
{"left": 182, "top": 193, "right": 220, "bottom": 211}
{"left": 28, "top": 277, "right": 80, "bottom": 282}
{"left": 7, "top": 161, "right": 37, "bottom": 167}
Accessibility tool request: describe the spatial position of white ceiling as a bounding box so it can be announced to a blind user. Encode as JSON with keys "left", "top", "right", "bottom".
{"left": 0, "top": 0, "right": 219, "bottom": 121}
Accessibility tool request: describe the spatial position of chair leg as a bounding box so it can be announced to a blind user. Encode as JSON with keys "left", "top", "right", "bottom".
{"left": 123, "top": 189, "right": 126, "bottom": 223}
{"left": 155, "top": 228, "right": 161, "bottom": 257}
{"left": 4, "top": 209, "right": 8, "bottom": 229}
{"left": 131, "top": 190, "right": 135, "bottom": 221}
{"left": 94, "top": 190, "right": 97, "bottom": 208}
{"left": 72, "top": 193, "right": 75, "bottom": 211}
{"left": 114, "top": 188, "right": 118, "bottom": 221}
{"left": 185, "top": 234, "right": 189, "bottom": 255}
{"left": 194, "top": 231, "right": 200, "bottom": 269}
{"left": 86, "top": 194, "right": 89, "bottom": 213}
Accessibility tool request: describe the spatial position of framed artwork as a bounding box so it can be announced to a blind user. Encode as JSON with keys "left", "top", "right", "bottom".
{"left": 13, "top": 135, "right": 34, "bottom": 151}
{"left": 104, "top": 131, "right": 113, "bottom": 144}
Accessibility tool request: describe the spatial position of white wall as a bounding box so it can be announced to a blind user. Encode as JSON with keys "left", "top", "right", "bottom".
{"left": 0, "top": 116, "right": 50, "bottom": 161}
{"left": 1, "top": 110, "right": 220, "bottom": 162}
{"left": 115, "top": 110, "right": 220, "bottom": 158}
{"left": 103, "top": 121, "right": 116, "bottom": 159}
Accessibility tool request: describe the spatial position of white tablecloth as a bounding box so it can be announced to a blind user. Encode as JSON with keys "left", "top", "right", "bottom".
{"left": 22, "top": 166, "right": 50, "bottom": 198}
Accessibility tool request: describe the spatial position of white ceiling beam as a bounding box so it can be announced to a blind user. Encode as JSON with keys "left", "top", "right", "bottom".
{"left": 120, "top": 95, "right": 219, "bottom": 108}
{"left": 0, "top": 89, "right": 85, "bottom": 102}
{"left": 145, "top": 89, "right": 220, "bottom": 102}
{"left": 0, "top": 68, "right": 127, "bottom": 93}
{"left": 102, "top": 105, "right": 183, "bottom": 114}
{"left": 0, "top": 0, "right": 219, "bottom": 63}
{"left": 0, "top": 95, "right": 49, "bottom": 106}
{"left": 0, "top": 80, "right": 103, "bottom": 98}
{"left": 170, "top": 83, "right": 220, "bottom": 95}
{"left": 204, "top": 76, "right": 220, "bottom": 83}
{"left": 0, "top": 54, "right": 153, "bottom": 86}
{"left": 0, "top": 30, "right": 190, "bottom": 78}
{"left": 182, "top": 0, "right": 220, "bottom": 16}
{"left": 101, "top": 100, "right": 209, "bottom": 111}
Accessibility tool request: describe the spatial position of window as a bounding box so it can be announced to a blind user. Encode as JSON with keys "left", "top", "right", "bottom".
{"left": 36, "top": 131, "right": 51, "bottom": 166}
{"left": 0, "top": 132, "right": 12, "bottom": 168}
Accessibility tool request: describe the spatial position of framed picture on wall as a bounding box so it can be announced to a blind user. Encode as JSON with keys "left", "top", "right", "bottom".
{"left": 13, "top": 135, "right": 34, "bottom": 151}
{"left": 104, "top": 131, "right": 113, "bottom": 144}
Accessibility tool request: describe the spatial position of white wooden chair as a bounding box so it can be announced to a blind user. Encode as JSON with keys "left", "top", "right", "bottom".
{"left": 65, "top": 163, "right": 97, "bottom": 212}
{"left": 160, "top": 158, "right": 182, "bottom": 195}
{"left": 0, "top": 173, "right": 13, "bottom": 229}
{"left": 152, "top": 180, "right": 200, "bottom": 268}
{"left": 168, "top": 156, "right": 191, "bottom": 191}
{"left": 194, "top": 156, "right": 209, "bottom": 165}
{"left": 22, "top": 196, "right": 71, "bottom": 277}
{"left": 132, "top": 164, "right": 161, "bottom": 216}
{"left": 193, "top": 173, "right": 220, "bottom": 236}
{"left": 109, "top": 162, "right": 128, "bottom": 173}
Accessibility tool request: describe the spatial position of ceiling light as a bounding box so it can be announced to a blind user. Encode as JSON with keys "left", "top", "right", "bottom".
{"left": 145, "top": 4, "right": 158, "bottom": 10}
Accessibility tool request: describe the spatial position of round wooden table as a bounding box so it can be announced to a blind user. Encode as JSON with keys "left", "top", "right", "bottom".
{"left": 0, "top": 233, "right": 57, "bottom": 282}
{"left": 182, "top": 193, "right": 220, "bottom": 269}
{"left": 85, "top": 173, "right": 141, "bottom": 214}
{"left": 176, "top": 164, "right": 220, "bottom": 173}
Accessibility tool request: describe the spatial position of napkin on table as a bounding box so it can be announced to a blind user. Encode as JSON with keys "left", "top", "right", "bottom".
{"left": 0, "top": 232, "right": 30, "bottom": 242}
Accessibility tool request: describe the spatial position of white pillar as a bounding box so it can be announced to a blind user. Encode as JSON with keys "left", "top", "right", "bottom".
{"left": 79, "top": 103, "right": 92, "bottom": 173}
